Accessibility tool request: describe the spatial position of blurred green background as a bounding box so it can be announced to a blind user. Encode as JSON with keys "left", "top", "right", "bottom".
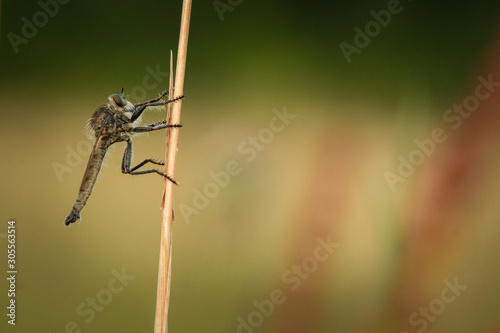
{"left": 2, "top": 1, "right": 500, "bottom": 332}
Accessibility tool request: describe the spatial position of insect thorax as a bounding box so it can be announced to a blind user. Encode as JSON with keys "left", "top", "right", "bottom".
{"left": 89, "top": 105, "right": 133, "bottom": 138}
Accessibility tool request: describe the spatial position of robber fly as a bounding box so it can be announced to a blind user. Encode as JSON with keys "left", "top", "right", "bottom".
{"left": 64, "top": 90, "right": 184, "bottom": 226}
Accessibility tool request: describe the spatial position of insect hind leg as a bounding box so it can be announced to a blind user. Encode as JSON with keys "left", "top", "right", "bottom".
{"left": 126, "top": 166, "right": 178, "bottom": 185}
{"left": 130, "top": 158, "right": 164, "bottom": 170}
{"left": 121, "top": 139, "right": 178, "bottom": 185}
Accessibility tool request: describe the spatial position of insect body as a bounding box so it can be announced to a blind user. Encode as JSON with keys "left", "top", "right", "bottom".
{"left": 64, "top": 91, "right": 184, "bottom": 226}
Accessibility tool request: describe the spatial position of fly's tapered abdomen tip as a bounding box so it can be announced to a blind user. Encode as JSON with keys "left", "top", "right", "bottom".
{"left": 64, "top": 210, "right": 80, "bottom": 226}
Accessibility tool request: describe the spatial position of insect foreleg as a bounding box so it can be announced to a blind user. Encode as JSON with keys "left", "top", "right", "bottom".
{"left": 133, "top": 90, "right": 169, "bottom": 107}
{"left": 142, "top": 94, "right": 185, "bottom": 108}
{"left": 131, "top": 91, "right": 171, "bottom": 121}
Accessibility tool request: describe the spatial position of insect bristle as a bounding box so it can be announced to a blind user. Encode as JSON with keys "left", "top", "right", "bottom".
{"left": 84, "top": 119, "right": 96, "bottom": 139}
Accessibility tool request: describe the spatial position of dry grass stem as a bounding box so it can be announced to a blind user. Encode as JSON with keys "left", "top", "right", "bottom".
{"left": 154, "top": 1, "right": 192, "bottom": 332}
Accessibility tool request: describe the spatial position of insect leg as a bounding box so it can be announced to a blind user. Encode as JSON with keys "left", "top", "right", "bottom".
{"left": 121, "top": 138, "right": 178, "bottom": 185}
{"left": 131, "top": 122, "right": 182, "bottom": 133}
{"left": 134, "top": 90, "right": 169, "bottom": 107}
{"left": 131, "top": 91, "right": 172, "bottom": 121}
{"left": 144, "top": 94, "right": 185, "bottom": 108}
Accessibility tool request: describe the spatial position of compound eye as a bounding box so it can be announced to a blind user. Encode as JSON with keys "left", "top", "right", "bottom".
{"left": 111, "top": 94, "right": 126, "bottom": 107}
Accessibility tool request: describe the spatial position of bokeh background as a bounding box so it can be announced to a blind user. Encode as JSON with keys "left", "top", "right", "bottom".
{"left": 1, "top": 0, "right": 500, "bottom": 332}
